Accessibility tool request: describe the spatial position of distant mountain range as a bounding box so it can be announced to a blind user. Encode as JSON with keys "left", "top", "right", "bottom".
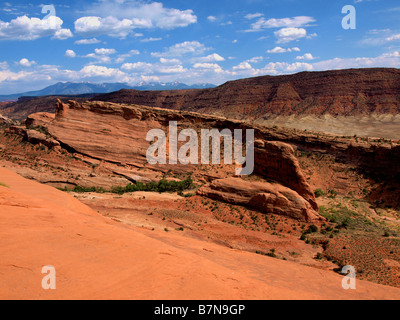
{"left": 0, "top": 81, "right": 216, "bottom": 101}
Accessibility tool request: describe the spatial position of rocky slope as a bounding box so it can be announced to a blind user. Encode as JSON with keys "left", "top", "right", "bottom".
{"left": 0, "top": 113, "right": 17, "bottom": 127}
{"left": 1, "top": 99, "right": 400, "bottom": 289}
{"left": 2, "top": 168, "right": 399, "bottom": 299}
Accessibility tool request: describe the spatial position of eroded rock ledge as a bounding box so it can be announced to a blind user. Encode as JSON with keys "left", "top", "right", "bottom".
{"left": 197, "top": 177, "right": 321, "bottom": 222}
{"left": 5, "top": 99, "right": 322, "bottom": 221}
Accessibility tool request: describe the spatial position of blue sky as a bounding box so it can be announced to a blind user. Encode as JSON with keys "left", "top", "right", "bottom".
{"left": 0, "top": 0, "right": 399, "bottom": 94}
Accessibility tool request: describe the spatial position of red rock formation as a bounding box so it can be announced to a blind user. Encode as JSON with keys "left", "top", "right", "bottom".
{"left": 55, "top": 98, "right": 69, "bottom": 120}
{"left": 255, "top": 141, "right": 318, "bottom": 210}
{"left": 7, "top": 99, "right": 320, "bottom": 220}
{"left": 94, "top": 68, "right": 400, "bottom": 118}
{"left": 2, "top": 68, "right": 399, "bottom": 122}
{"left": 197, "top": 177, "right": 321, "bottom": 222}
{"left": 7, "top": 98, "right": 400, "bottom": 208}
{"left": 6, "top": 126, "right": 60, "bottom": 149}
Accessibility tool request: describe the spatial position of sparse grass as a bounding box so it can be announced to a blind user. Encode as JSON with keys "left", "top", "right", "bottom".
{"left": 311, "top": 194, "right": 400, "bottom": 287}
{"left": 319, "top": 203, "right": 374, "bottom": 231}
{"left": 0, "top": 181, "right": 9, "bottom": 188}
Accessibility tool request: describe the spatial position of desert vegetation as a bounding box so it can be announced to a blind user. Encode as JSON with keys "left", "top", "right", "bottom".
{"left": 60, "top": 176, "right": 195, "bottom": 195}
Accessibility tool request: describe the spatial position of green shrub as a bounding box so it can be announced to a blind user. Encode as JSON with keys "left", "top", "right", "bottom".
{"left": 314, "top": 188, "right": 325, "bottom": 198}
{"left": 303, "top": 224, "right": 318, "bottom": 235}
{"left": 112, "top": 176, "right": 194, "bottom": 195}
{"left": 62, "top": 176, "right": 194, "bottom": 195}
{"left": 327, "top": 189, "right": 337, "bottom": 199}
{"left": 70, "top": 185, "right": 107, "bottom": 193}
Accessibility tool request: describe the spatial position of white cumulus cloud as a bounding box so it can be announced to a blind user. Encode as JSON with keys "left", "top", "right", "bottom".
{"left": 267, "top": 46, "right": 301, "bottom": 53}
{"left": 65, "top": 50, "right": 76, "bottom": 58}
{"left": 151, "top": 41, "right": 209, "bottom": 58}
{"left": 192, "top": 53, "right": 225, "bottom": 63}
{"left": 18, "top": 58, "right": 36, "bottom": 67}
{"left": 78, "top": 0, "right": 197, "bottom": 37}
{"left": 193, "top": 63, "right": 223, "bottom": 73}
{"left": 296, "top": 53, "right": 315, "bottom": 60}
{"left": 95, "top": 48, "right": 117, "bottom": 55}
{"left": 121, "top": 62, "right": 153, "bottom": 72}
{"left": 249, "top": 16, "right": 315, "bottom": 32}
{"left": 275, "top": 28, "right": 307, "bottom": 43}
{"left": 0, "top": 15, "right": 72, "bottom": 40}
{"left": 74, "top": 38, "right": 101, "bottom": 45}
{"left": 75, "top": 16, "right": 135, "bottom": 39}
{"left": 159, "top": 58, "right": 182, "bottom": 65}
{"left": 53, "top": 28, "right": 73, "bottom": 40}
{"left": 233, "top": 62, "right": 252, "bottom": 70}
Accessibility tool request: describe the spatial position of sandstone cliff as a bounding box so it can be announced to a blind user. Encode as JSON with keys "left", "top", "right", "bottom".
{"left": 5, "top": 99, "right": 321, "bottom": 221}
{"left": 4, "top": 98, "right": 400, "bottom": 217}
{"left": 94, "top": 68, "right": 400, "bottom": 118}
{"left": 1, "top": 68, "right": 400, "bottom": 125}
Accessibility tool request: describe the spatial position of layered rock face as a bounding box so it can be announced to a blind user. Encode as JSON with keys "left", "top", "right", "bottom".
{"left": 8, "top": 99, "right": 320, "bottom": 221}
{"left": 2, "top": 68, "right": 399, "bottom": 123}
{"left": 254, "top": 140, "right": 317, "bottom": 210}
{"left": 6, "top": 98, "right": 400, "bottom": 211}
{"left": 197, "top": 178, "right": 321, "bottom": 222}
{"left": 94, "top": 68, "right": 400, "bottom": 118}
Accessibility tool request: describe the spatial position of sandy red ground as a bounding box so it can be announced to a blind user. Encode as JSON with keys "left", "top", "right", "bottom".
{"left": 1, "top": 168, "right": 400, "bottom": 300}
